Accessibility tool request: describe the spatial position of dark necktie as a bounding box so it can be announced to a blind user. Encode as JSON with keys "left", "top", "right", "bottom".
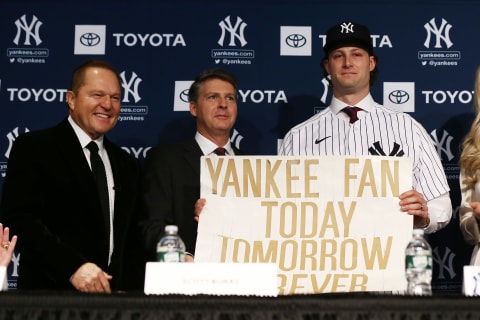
{"left": 342, "top": 106, "right": 362, "bottom": 124}
{"left": 213, "top": 147, "right": 226, "bottom": 156}
{"left": 86, "top": 141, "right": 110, "bottom": 238}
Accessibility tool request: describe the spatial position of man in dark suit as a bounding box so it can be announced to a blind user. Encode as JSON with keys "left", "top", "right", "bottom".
{"left": 140, "top": 68, "right": 243, "bottom": 262}
{"left": 0, "top": 59, "right": 141, "bottom": 293}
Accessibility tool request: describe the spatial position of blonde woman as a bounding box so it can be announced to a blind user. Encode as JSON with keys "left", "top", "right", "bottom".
{"left": 459, "top": 67, "right": 480, "bottom": 265}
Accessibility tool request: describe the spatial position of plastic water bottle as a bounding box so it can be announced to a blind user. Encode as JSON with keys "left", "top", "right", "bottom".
{"left": 156, "top": 225, "right": 185, "bottom": 262}
{"left": 405, "top": 228, "right": 432, "bottom": 295}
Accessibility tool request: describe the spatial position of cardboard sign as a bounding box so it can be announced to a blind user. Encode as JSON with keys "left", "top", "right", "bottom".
{"left": 195, "top": 156, "right": 413, "bottom": 295}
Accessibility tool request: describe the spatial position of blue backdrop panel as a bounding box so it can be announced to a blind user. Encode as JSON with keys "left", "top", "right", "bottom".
{"left": 1, "top": 0, "right": 477, "bottom": 292}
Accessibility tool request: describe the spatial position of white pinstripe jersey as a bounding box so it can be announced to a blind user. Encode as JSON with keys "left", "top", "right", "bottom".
{"left": 279, "top": 94, "right": 450, "bottom": 201}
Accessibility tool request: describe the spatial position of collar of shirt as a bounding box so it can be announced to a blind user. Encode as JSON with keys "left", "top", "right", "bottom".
{"left": 68, "top": 116, "right": 105, "bottom": 150}
{"left": 330, "top": 94, "right": 378, "bottom": 121}
{"left": 195, "top": 131, "right": 234, "bottom": 155}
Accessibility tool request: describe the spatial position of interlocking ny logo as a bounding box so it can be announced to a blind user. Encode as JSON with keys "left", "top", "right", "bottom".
{"left": 231, "top": 128, "right": 243, "bottom": 149}
{"left": 13, "top": 14, "right": 43, "bottom": 46}
{"left": 340, "top": 22, "right": 354, "bottom": 34}
{"left": 430, "top": 129, "right": 454, "bottom": 161}
{"left": 320, "top": 76, "right": 330, "bottom": 104}
{"left": 120, "top": 71, "right": 142, "bottom": 103}
{"left": 424, "top": 17, "right": 453, "bottom": 49}
{"left": 9, "top": 252, "right": 20, "bottom": 278}
{"left": 218, "top": 15, "right": 247, "bottom": 47}
{"left": 432, "top": 246, "right": 456, "bottom": 280}
{"left": 5, "top": 127, "right": 29, "bottom": 159}
{"left": 368, "top": 142, "right": 404, "bottom": 156}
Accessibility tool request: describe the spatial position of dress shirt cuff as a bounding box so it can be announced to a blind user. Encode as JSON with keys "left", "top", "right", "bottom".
{"left": 424, "top": 192, "right": 452, "bottom": 234}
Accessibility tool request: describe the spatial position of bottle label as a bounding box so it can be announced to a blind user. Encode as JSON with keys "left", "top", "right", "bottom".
{"left": 157, "top": 250, "right": 184, "bottom": 263}
{"left": 405, "top": 254, "right": 432, "bottom": 270}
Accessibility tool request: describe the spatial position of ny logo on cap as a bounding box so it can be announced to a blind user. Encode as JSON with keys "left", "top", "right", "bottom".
{"left": 340, "top": 22, "right": 355, "bottom": 34}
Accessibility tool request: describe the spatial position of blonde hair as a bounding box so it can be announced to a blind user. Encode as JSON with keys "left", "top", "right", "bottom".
{"left": 459, "top": 66, "right": 480, "bottom": 188}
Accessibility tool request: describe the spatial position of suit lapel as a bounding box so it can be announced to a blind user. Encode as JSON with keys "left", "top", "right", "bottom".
{"left": 55, "top": 118, "right": 110, "bottom": 236}
{"left": 55, "top": 119, "right": 95, "bottom": 188}
{"left": 232, "top": 146, "right": 244, "bottom": 155}
{"left": 183, "top": 139, "right": 203, "bottom": 176}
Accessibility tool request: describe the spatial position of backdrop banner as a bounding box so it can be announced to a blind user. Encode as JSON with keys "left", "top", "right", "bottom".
{"left": 196, "top": 155, "right": 412, "bottom": 295}
{"left": 0, "top": 0, "right": 475, "bottom": 292}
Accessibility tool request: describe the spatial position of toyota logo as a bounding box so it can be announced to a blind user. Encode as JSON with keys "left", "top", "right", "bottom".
{"left": 180, "top": 89, "right": 190, "bottom": 103}
{"left": 388, "top": 90, "right": 409, "bottom": 104}
{"left": 285, "top": 34, "right": 306, "bottom": 48}
{"left": 80, "top": 33, "right": 101, "bottom": 47}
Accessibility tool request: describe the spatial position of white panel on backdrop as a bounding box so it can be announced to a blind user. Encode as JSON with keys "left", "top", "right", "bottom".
{"left": 280, "top": 26, "right": 312, "bottom": 56}
{"left": 74, "top": 25, "right": 106, "bottom": 55}
{"left": 174, "top": 80, "right": 194, "bottom": 111}
{"left": 383, "top": 82, "right": 415, "bottom": 113}
{"left": 0, "top": 0, "right": 474, "bottom": 294}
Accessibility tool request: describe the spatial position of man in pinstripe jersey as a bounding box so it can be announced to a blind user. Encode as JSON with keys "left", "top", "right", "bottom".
{"left": 279, "top": 21, "right": 451, "bottom": 233}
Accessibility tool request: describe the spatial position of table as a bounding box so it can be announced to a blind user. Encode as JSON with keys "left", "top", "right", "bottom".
{"left": 0, "top": 291, "right": 478, "bottom": 320}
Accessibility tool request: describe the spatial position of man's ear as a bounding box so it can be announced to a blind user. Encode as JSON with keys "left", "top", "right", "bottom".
{"left": 66, "top": 91, "right": 75, "bottom": 111}
{"left": 369, "top": 56, "right": 377, "bottom": 71}
{"left": 189, "top": 101, "right": 197, "bottom": 117}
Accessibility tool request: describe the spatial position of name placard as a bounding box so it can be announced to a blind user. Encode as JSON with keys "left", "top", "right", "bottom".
{"left": 0, "top": 266, "right": 6, "bottom": 291}
{"left": 463, "top": 266, "right": 480, "bottom": 296}
{"left": 144, "top": 262, "right": 277, "bottom": 296}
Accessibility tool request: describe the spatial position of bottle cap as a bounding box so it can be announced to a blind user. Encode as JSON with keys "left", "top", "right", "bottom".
{"left": 165, "top": 225, "right": 178, "bottom": 233}
{"left": 412, "top": 228, "right": 424, "bottom": 236}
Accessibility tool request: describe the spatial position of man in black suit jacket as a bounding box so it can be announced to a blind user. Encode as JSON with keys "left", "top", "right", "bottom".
{"left": 140, "top": 68, "right": 243, "bottom": 262}
{"left": 0, "top": 60, "right": 141, "bottom": 293}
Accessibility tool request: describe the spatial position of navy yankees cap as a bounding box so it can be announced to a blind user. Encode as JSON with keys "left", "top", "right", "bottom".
{"left": 323, "top": 21, "right": 374, "bottom": 57}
